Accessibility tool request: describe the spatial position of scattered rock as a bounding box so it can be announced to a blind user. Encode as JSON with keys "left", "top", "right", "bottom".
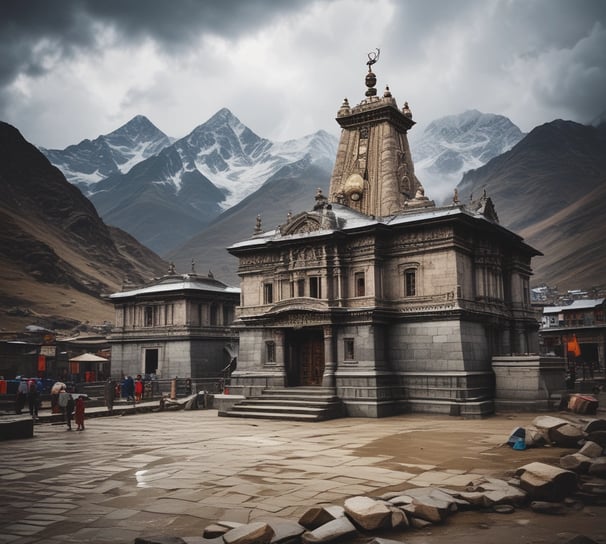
{"left": 301, "top": 516, "right": 358, "bottom": 543}
{"left": 516, "top": 462, "right": 578, "bottom": 501}
{"left": 560, "top": 453, "right": 592, "bottom": 472}
{"left": 586, "top": 430, "right": 606, "bottom": 448}
{"left": 587, "top": 457, "right": 606, "bottom": 477}
{"left": 550, "top": 423, "right": 586, "bottom": 448}
{"left": 584, "top": 419, "right": 606, "bottom": 434}
{"left": 223, "top": 522, "right": 274, "bottom": 544}
{"left": 532, "top": 415, "right": 570, "bottom": 432}
{"left": 344, "top": 496, "right": 392, "bottom": 531}
{"left": 578, "top": 441, "right": 603, "bottom": 459}
{"left": 298, "top": 506, "right": 339, "bottom": 530}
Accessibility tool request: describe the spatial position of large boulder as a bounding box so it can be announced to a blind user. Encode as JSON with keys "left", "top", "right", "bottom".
{"left": 299, "top": 506, "right": 339, "bottom": 530}
{"left": 516, "top": 462, "right": 578, "bottom": 501}
{"left": 343, "top": 496, "right": 392, "bottom": 531}
{"left": 560, "top": 453, "right": 592, "bottom": 472}
{"left": 549, "top": 423, "right": 586, "bottom": 448}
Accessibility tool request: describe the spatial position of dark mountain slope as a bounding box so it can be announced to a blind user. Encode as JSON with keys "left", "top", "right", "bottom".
{"left": 458, "top": 120, "right": 606, "bottom": 231}
{"left": 457, "top": 120, "right": 606, "bottom": 289}
{"left": 0, "top": 121, "right": 166, "bottom": 331}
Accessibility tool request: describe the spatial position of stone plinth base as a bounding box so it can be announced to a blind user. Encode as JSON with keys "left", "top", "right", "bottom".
{"left": 493, "top": 355, "right": 566, "bottom": 412}
{"left": 212, "top": 394, "right": 246, "bottom": 413}
{"left": 0, "top": 415, "right": 34, "bottom": 440}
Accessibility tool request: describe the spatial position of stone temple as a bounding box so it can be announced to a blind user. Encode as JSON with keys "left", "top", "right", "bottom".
{"left": 226, "top": 55, "right": 542, "bottom": 418}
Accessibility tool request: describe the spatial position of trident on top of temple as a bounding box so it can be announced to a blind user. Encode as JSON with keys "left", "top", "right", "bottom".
{"left": 366, "top": 48, "right": 380, "bottom": 70}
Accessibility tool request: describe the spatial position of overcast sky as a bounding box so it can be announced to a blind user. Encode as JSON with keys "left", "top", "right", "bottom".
{"left": 2, "top": 0, "right": 605, "bottom": 149}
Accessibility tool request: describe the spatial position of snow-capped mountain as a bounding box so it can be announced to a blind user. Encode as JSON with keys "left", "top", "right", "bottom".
{"left": 174, "top": 108, "right": 337, "bottom": 209}
{"left": 409, "top": 110, "right": 525, "bottom": 203}
{"left": 84, "top": 108, "right": 337, "bottom": 254}
{"left": 41, "top": 115, "right": 172, "bottom": 191}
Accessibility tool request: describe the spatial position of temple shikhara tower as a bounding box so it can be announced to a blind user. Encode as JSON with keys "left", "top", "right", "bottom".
{"left": 226, "top": 52, "right": 542, "bottom": 418}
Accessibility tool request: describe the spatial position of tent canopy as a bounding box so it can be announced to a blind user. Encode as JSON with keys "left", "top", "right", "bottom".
{"left": 69, "top": 353, "right": 109, "bottom": 363}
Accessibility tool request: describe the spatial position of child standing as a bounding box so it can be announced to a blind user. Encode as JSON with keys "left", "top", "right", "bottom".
{"left": 75, "top": 395, "right": 85, "bottom": 431}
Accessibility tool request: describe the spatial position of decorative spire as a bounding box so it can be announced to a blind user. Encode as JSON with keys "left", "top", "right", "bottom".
{"left": 383, "top": 85, "right": 392, "bottom": 98}
{"left": 253, "top": 214, "right": 262, "bottom": 235}
{"left": 365, "top": 48, "right": 380, "bottom": 97}
{"left": 191, "top": 258, "right": 196, "bottom": 274}
{"left": 453, "top": 188, "right": 460, "bottom": 205}
{"left": 313, "top": 188, "right": 328, "bottom": 210}
{"left": 402, "top": 101, "right": 412, "bottom": 118}
{"left": 337, "top": 97, "right": 351, "bottom": 117}
{"left": 168, "top": 261, "right": 176, "bottom": 275}
{"left": 208, "top": 269, "right": 214, "bottom": 279}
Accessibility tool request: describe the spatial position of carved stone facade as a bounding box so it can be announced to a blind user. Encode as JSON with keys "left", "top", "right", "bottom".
{"left": 108, "top": 272, "right": 239, "bottom": 380}
{"left": 228, "top": 59, "right": 541, "bottom": 418}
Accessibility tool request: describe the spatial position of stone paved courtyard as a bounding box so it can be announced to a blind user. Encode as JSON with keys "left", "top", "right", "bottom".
{"left": 1, "top": 410, "right": 605, "bottom": 543}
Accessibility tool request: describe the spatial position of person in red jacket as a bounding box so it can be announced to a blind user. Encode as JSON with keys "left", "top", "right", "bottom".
{"left": 134, "top": 375, "right": 144, "bottom": 403}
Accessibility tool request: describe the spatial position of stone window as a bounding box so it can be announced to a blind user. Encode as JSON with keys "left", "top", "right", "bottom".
{"left": 297, "top": 278, "right": 305, "bottom": 297}
{"left": 210, "top": 303, "right": 218, "bottom": 325}
{"left": 344, "top": 338, "right": 355, "bottom": 361}
{"left": 354, "top": 271, "right": 365, "bottom": 297}
{"left": 309, "top": 276, "right": 321, "bottom": 299}
{"left": 404, "top": 268, "right": 416, "bottom": 297}
{"left": 223, "top": 304, "right": 234, "bottom": 324}
{"left": 144, "top": 306, "right": 153, "bottom": 327}
{"left": 266, "top": 341, "right": 276, "bottom": 363}
{"left": 263, "top": 282, "right": 274, "bottom": 304}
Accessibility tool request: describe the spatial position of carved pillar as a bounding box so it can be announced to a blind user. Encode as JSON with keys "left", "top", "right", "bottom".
{"left": 322, "top": 325, "right": 337, "bottom": 390}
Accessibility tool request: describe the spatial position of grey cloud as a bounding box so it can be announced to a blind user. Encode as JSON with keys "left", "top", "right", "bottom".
{"left": 0, "top": 0, "right": 315, "bottom": 87}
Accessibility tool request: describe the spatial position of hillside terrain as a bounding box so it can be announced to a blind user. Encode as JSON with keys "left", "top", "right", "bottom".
{"left": 0, "top": 122, "right": 167, "bottom": 332}
{"left": 457, "top": 120, "right": 606, "bottom": 290}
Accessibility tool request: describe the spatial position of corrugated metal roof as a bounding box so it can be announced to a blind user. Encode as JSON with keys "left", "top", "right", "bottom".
{"left": 543, "top": 298, "right": 605, "bottom": 314}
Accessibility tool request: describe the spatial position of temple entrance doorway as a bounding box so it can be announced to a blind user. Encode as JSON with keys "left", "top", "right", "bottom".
{"left": 285, "top": 328, "right": 325, "bottom": 387}
{"left": 145, "top": 348, "right": 158, "bottom": 375}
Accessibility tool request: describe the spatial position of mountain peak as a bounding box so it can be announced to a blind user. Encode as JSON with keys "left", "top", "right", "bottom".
{"left": 410, "top": 110, "right": 525, "bottom": 203}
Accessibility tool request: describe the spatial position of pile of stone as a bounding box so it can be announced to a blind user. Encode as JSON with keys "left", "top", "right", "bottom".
{"left": 135, "top": 415, "right": 606, "bottom": 544}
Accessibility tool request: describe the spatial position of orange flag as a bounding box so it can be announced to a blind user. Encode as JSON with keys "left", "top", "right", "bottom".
{"left": 567, "top": 335, "right": 581, "bottom": 358}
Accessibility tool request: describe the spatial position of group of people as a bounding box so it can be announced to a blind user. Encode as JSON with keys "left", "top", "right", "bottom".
{"left": 15, "top": 378, "right": 41, "bottom": 418}
{"left": 47, "top": 383, "right": 86, "bottom": 431}
{"left": 118, "top": 375, "right": 145, "bottom": 403}
{"left": 15, "top": 373, "right": 153, "bottom": 430}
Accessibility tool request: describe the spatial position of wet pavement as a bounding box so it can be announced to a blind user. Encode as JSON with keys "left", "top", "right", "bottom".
{"left": 0, "top": 408, "right": 605, "bottom": 544}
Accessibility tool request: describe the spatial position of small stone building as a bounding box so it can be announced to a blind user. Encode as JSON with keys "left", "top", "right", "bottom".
{"left": 227, "top": 56, "right": 542, "bottom": 417}
{"left": 108, "top": 268, "right": 239, "bottom": 380}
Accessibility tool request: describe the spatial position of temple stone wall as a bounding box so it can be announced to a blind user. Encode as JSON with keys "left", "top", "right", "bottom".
{"left": 493, "top": 355, "right": 566, "bottom": 411}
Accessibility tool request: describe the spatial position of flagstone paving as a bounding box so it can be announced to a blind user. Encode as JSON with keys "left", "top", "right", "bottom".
{"left": 0, "top": 410, "right": 604, "bottom": 543}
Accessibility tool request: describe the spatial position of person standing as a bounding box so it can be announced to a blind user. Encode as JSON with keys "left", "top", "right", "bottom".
{"left": 134, "top": 375, "right": 143, "bottom": 403}
{"left": 104, "top": 378, "right": 115, "bottom": 413}
{"left": 122, "top": 376, "right": 135, "bottom": 402}
{"left": 58, "top": 387, "right": 74, "bottom": 430}
{"left": 74, "top": 396, "right": 85, "bottom": 431}
{"left": 15, "top": 379, "right": 28, "bottom": 414}
{"left": 27, "top": 380, "right": 39, "bottom": 419}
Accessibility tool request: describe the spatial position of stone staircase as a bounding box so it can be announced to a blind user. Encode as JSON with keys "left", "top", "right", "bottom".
{"left": 219, "top": 387, "right": 345, "bottom": 422}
